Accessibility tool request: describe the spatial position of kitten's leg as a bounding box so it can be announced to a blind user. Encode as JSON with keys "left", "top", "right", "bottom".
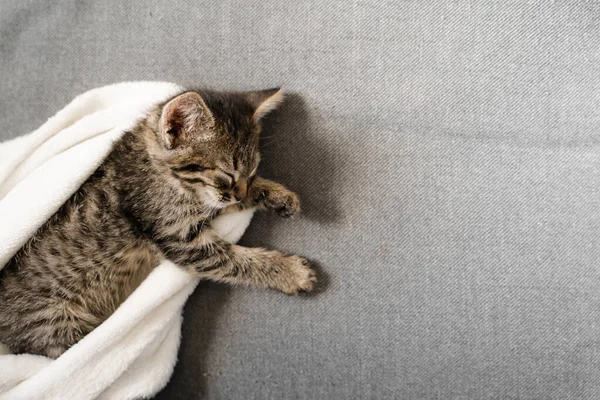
{"left": 159, "top": 230, "right": 316, "bottom": 295}
{"left": 207, "top": 245, "right": 317, "bottom": 295}
{"left": 219, "top": 176, "right": 301, "bottom": 218}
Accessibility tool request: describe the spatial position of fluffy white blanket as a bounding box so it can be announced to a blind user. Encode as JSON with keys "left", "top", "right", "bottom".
{"left": 0, "top": 82, "right": 255, "bottom": 399}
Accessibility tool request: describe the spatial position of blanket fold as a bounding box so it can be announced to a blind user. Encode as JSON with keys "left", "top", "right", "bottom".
{"left": 0, "top": 82, "right": 254, "bottom": 400}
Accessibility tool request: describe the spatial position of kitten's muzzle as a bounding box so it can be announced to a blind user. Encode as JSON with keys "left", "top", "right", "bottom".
{"left": 234, "top": 181, "right": 248, "bottom": 201}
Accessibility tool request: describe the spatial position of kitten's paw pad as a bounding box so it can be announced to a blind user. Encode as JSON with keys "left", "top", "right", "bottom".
{"left": 264, "top": 190, "right": 300, "bottom": 218}
{"left": 279, "top": 256, "right": 317, "bottom": 295}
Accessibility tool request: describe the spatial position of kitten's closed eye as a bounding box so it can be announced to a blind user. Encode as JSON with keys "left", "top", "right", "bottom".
{"left": 173, "top": 164, "right": 209, "bottom": 173}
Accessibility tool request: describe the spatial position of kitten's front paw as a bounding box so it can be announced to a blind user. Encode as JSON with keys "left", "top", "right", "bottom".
{"left": 262, "top": 189, "right": 300, "bottom": 218}
{"left": 276, "top": 255, "right": 317, "bottom": 295}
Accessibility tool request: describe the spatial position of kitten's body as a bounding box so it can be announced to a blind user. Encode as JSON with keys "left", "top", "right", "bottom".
{"left": 0, "top": 89, "right": 316, "bottom": 358}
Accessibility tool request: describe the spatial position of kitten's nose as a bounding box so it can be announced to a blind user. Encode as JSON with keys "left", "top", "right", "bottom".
{"left": 234, "top": 181, "right": 248, "bottom": 201}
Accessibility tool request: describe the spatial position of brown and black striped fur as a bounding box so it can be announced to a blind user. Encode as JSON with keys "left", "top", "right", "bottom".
{"left": 0, "top": 88, "right": 316, "bottom": 358}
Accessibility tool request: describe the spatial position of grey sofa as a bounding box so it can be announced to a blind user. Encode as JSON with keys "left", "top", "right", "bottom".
{"left": 2, "top": 1, "right": 600, "bottom": 399}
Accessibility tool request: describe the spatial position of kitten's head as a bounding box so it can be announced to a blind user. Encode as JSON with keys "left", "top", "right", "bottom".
{"left": 150, "top": 88, "right": 283, "bottom": 209}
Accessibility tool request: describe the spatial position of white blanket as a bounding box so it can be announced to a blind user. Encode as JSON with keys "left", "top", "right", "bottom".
{"left": 0, "top": 82, "right": 255, "bottom": 399}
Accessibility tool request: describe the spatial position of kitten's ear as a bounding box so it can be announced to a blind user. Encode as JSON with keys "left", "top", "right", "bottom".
{"left": 159, "top": 92, "right": 214, "bottom": 149}
{"left": 246, "top": 88, "right": 284, "bottom": 122}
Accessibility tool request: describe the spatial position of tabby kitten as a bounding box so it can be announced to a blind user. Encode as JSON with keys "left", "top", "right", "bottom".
{"left": 0, "top": 88, "right": 317, "bottom": 358}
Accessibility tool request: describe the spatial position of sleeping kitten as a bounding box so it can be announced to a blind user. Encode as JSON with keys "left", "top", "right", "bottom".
{"left": 0, "top": 88, "right": 317, "bottom": 358}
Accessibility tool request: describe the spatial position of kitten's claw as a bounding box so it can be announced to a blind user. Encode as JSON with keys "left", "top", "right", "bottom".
{"left": 277, "top": 256, "right": 317, "bottom": 295}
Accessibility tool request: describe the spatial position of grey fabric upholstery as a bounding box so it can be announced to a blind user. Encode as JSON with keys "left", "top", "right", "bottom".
{"left": 2, "top": 1, "right": 600, "bottom": 398}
